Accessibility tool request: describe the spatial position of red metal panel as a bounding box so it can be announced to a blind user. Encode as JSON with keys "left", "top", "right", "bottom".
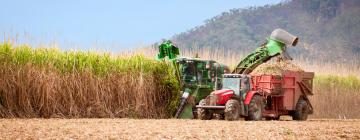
{"left": 252, "top": 75, "right": 282, "bottom": 95}
{"left": 283, "top": 88, "right": 295, "bottom": 110}
{"left": 282, "top": 71, "right": 302, "bottom": 110}
{"left": 244, "top": 91, "right": 257, "bottom": 105}
{"left": 261, "top": 75, "right": 272, "bottom": 81}
{"left": 211, "top": 89, "right": 235, "bottom": 105}
{"left": 284, "top": 77, "right": 295, "bottom": 86}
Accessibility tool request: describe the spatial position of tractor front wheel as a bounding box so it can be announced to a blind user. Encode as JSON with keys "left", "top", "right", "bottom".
{"left": 246, "top": 94, "right": 263, "bottom": 121}
{"left": 292, "top": 98, "right": 309, "bottom": 121}
{"left": 224, "top": 99, "right": 240, "bottom": 121}
{"left": 197, "top": 99, "right": 212, "bottom": 120}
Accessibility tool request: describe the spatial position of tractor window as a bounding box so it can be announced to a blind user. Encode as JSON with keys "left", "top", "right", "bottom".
{"left": 240, "top": 77, "right": 250, "bottom": 99}
{"left": 222, "top": 78, "right": 240, "bottom": 96}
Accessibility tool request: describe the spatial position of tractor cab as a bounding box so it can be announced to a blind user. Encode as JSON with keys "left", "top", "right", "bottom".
{"left": 221, "top": 74, "right": 250, "bottom": 99}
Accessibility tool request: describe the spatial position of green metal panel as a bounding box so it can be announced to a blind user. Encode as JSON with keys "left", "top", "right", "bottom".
{"left": 157, "top": 41, "right": 179, "bottom": 60}
{"left": 178, "top": 104, "right": 194, "bottom": 119}
{"left": 266, "top": 38, "right": 286, "bottom": 56}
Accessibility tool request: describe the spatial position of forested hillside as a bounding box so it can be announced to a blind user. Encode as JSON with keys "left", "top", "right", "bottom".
{"left": 172, "top": 0, "right": 360, "bottom": 63}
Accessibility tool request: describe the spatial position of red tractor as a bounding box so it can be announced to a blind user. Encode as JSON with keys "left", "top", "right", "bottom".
{"left": 196, "top": 29, "right": 315, "bottom": 121}
{"left": 196, "top": 71, "right": 314, "bottom": 121}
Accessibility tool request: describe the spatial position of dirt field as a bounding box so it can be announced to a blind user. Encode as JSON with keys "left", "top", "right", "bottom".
{"left": 1, "top": 118, "right": 359, "bottom": 140}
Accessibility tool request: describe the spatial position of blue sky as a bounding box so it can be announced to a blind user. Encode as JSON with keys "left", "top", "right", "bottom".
{"left": 0, "top": 0, "right": 282, "bottom": 51}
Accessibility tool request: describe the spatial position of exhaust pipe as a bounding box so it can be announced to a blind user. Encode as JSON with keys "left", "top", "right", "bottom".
{"left": 270, "top": 28, "right": 298, "bottom": 46}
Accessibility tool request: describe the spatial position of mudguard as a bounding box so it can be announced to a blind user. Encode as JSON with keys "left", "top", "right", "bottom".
{"left": 244, "top": 91, "right": 258, "bottom": 105}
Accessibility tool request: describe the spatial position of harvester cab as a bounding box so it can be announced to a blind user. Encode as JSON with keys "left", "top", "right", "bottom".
{"left": 157, "top": 40, "right": 229, "bottom": 119}
{"left": 177, "top": 58, "right": 224, "bottom": 89}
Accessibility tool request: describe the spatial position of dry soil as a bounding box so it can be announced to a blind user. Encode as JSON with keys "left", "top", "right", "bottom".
{"left": 0, "top": 118, "right": 359, "bottom": 140}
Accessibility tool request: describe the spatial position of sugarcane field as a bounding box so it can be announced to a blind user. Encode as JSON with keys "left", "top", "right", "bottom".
{"left": 1, "top": 0, "right": 360, "bottom": 139}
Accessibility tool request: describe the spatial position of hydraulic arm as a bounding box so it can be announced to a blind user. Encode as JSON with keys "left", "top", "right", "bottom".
{"left": 232, "top": 28, "right": 298, "bottom": 74}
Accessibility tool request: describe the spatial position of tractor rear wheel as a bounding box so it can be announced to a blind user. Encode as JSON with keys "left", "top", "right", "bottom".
{"left": 246, "top": 95, "right": 263, "bottom": 121}
{"left": 224, "top": 99, "right": 240, "bottom": 121}
{"left": 292, "top": 98, "right": 309, "bottom": 121}
{"left": 197, "top": 99, "right": 212, "bottom": 120}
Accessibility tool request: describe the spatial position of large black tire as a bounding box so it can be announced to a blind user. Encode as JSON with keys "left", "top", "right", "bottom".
{"left": 246, "top": 95, "right": 263, "bottom": 121}
{"left": 197, "top": 99, "right": 212, "bottom": 120}
{"left": 292, "top": 98, "right": 309, "bottom": 121}
{"left": 224, "top": 99, "right": 240, "bottom": 121}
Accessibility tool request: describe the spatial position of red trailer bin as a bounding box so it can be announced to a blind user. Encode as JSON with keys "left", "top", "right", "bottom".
{"left": 251, "top": 71, "right": 314, "bottom": 118}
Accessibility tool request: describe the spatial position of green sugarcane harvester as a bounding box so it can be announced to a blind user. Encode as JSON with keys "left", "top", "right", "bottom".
{"left": 158, "top": 28, "right": 298, "bottom": 119}
{"left": 157, "top": 41, "right": 229, "bottom": 119}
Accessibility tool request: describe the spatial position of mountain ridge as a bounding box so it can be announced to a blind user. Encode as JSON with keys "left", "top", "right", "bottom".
{"left": 171, "top": 0, "right": 360, "bottom": 64}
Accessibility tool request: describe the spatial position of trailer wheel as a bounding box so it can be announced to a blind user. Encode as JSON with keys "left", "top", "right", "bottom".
{"left": 292, "top": 98, "right": 309, "bottom": 121}
{"left": 197, "top": 99, "right": 212, "bottom": 120}
{"left": 246, "top": 95, "right": 263, "bottom": 121}
{"left": 225, "top": 99, "right": 240, "bottom": 121}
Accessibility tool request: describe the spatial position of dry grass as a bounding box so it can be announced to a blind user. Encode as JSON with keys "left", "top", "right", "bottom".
{"left": 0, "top": 43, "right": 180, "bottom": 118}
{"left": 310, "top": 75, "right": 360, "bottom": 119}
{"left": 0, "top": 41, "right": 359, "bottom": 119}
